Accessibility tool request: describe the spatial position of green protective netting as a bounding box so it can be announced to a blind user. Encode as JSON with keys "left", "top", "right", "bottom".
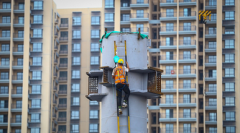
{"left": 99, "top": 31, "right": 148, "bottom": 43}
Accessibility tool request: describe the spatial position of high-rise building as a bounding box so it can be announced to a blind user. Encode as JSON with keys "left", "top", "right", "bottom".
{"left": 0, "top": 0, "right": 239, "bottom": 133}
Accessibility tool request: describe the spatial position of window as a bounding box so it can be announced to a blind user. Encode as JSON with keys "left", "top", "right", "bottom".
{"left": 165, "top": 109, "right": 173, "bottom": 118}
{"left": 136, "top": 10, "right": 144, "bottom": 18}
{"left": 105, "top": 13, "right": 114, "bottom": 22}
{"left": 32, "top": 71, "right": 41, "bottom": 80}
{"left": 183, "top": 22, "right": 191, "bottom": 31}
{"left": 31, "top": 128, "right": 40, "bottom": 133}
{"left": 71, "top": 97, "right": 79, "bottom": 105}
{"left": 225, "top": 0, "right": 235, "bottom": 5}
{"left": 71, "top": 84, "right": 80, "bottom": 92}
{"left": 208, "top": 84, "right": 216, "bottom": 92}
{"left": 16, "top": 86, "right": 22, "bottom": 94}
{"left": 31, "top": 99, "right": 41, "bottom": 108}
{"left": 225, "top": 27, "right": 234, "bottom": 34}
{"left": 58, "top": 125, "right": 66, "bottom": 131}
{"left": 72, "top": 57, "right": 80, "bottom": 65}
{"left": 225, "top": 97, "right": 234, "bottom": 106}
{"left": 166, "top": 9, "right": 174, "bottom": 17}
{"left": 183, "top": 94, "right": 191, "bottom": 103}
{"left": 15, "top": 129, "right": 21, "bottom": 133}
{"left": 16, "top": 101, "right": 22, "bottom": 108}
{"left": 122, "top": 2, "right": 128, "bottom": 7}
{"left": 33, "top": 43, "right": 42, "bottom": 52}
{"left": 165, "top": 95, "right": 173, "bottom": 103}
{"left": 2, "top": 30, "right": 10, "bottom": 37}
{"left": 183, "top": 109, "right": 191, "bottom": 118}
{"left": 1, "top": 58, "right": 9, "bottom": 66}
{"left": 59, "top": 71, "right": 67, "bottom": 78}
{"left": 60, "top": 31, "right": 68, "bottom": 37}
{"left": 18, "top": 3, "right": 24, "bottom": 10}
{"left": 225, "top": 11, "right": 234, "bottom": 20}
{"left": 90, "top": 110, "right": 98, "bottom": 119}
{"left": 166, "top": 51, "right": 173, "bottom": 60}
{"left": 1, "top": 72, "right": 8, "bottom": 79}
{"left": 91, "top": 16, "right": 100, "bottom": 24}
{"left": 105, "top": 0, "right": 114, "bottom": 7}
{"left": 33, "top": 15, "right": 42, "bottom": 23}
{"left": 183, "top": 65, "right": 191, "bottom": 74}
{"left": 59, "top": 98, "right": 67, "bottom": 104}
{"left": 211, "top": 13, "right": 217, "bottom": 20}
{"left": 73, "top": 17, "right": 81, "bottom": 25}
{"left": 72, "top": 70, "right": 80, "bottom": 79}
{"left": 71, "top": 124, "right": 79, "bottom": 132}
{"left": 0, "top": 86, "right": 8, "bottom": 94}
{"left": 208, "top": 0, "right": 216, "bottom": 6}
{"left": 59, "top": 85, "right": 67, "bottom": 91}
{"left": 137, "top": 0, "right": 144, "bottom": 4}
{"left": 71, "top": 111, "right": 79, "bottom": 119}
{"left": 90, "top": 101, "right": 98, "bottom": 105}
{"left": 208, "top": 98, "right": 217, "bottom": 106}
{"left": 60, "top": 45, "right": 68, "bottom": 52}
{"left": 166, "top": 37, "right": 174, "bottom": 46}
{"left": 32, "top": 85, "right": 41, "bottom": 94}
{"left": 72, "top": 44, "right": 80, "bottom": 52}
{"left": 91, "top": 30, "right": 99, "bottom": 38}
{"left": 225, "top": 112, "right": 235, "bottom": 120}
{"left": 17, "top": 72, "right": 23, "bottom": 80}
{"left": 33, "top": 1, "right": 43, "bottom": 9}
{"left": 226, "top": 126, "right": 235, "bottom": 133}
{"left": 33, "top": 29, "right": 42, "bottom": 37}
{"left": 183, "top": 37, "right": 191, "bottom": 45}
{"left": 208, "top": 70, "right": 217, "bottom": 77}
{"left": 1, "top": 44, "right": 9, "bottom": 51}
{"left": 165, "top": 124, "right": 173, "bottom": 133}
{"left": 122, "top": 28, "right": 130, "bottom": 32}
{"left": 136, "top": 24, "right": 144, "bottom": 32}
{"left": 183, "top": 124, "right": 191, "bottom": 133}
{"left": 72, "top": 30, "right": 81, "bottom": 38}
{"left": 183, "top": 51, "right": 191, "bottom": 59}
{"left": 17, "top": 58, "right": 23, "bottom": 66}
{"left": 2, "top": 16, "right": 10, "bottom": 23}
{"left": 225, "top": 68, "right": 234, "bottom": 77}
{"left": 209, "top": 112, "right": 216, "bottom": 121}
{"left": 225, "top": 54, "right": 234, "bottom": 63}
{"left": 60, "top": 58, "right": 68, "bottom": 64}
{"left": 122, "top": 14, "right": 130, "bottom": 21}
{"left": 183, "top": 8, "right": 191, "bottom": 16}
{"left": 225, "top": 83, "right": 234, "bottom": 92}
{"left": 208, "top": 56, "right": 216, "bottom": 63}
{"left": 61, "top": 18, "right": 68, "bottom": 24}
{"left": 166, "top": 80, "right": 173, "bottom": 89}
{"left": 17, "top": 44, "right": 23, "bottom": 52}
{"left": 89, "top": 124, "right": 98, "bottom": 132}
{"left": 91, "top": 56, "right": 99, "bottom": 65}
{"left": 183, "top": 80, "right": 191, "bottom": 88}
{"left": 31, "top": 114, "right": 40, "bottom": 122}
{"left": 32, "top": 57, "right": 41, "bottom": 66}
{"left": 91, "top": 43, "right": 99, "bottom": 52}
{"left": 208, "top": 42, "right": 216, "bottom": 49}
{"left": 166, "top": 23, "right": 174, "bottom": 31}
{"left": 225, "top": 40, "right": 234, "bottom": 48}
{"left": 209, "top": 27, "right": 216, "bottom": 34}
{"left": 2, "top": 3, "right": 11, "bottom": 9}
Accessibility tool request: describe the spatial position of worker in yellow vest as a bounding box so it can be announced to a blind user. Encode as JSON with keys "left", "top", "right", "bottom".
{"left": 112, "top": 59, "right": 130, "bottom": 113}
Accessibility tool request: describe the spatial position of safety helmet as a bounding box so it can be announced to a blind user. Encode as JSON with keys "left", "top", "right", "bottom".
{"left": 118, "top": 59, "right": 124, "bottom": 64}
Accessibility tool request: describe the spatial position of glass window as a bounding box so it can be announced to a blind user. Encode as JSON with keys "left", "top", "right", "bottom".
{"left": 2, "top": 3, "right": 11, "bottom": 9}
{"left": 91, "top": 30, "right": 100, "bottom": 38}
{"left": 136, "top": 10, "right": 144, "bottom": 18}
{"left": 60, "top": 45, "right": 68, "bottom": 51}
{"left": 89, "top": 124, "right": 98, "bottom": 132}
{"left": 73, "top": 17, "right": 81, "bottom": 25}
{"left": 71, "top": 84, "right": 80, "bottom": 92}
{"left": 166, "top": 80, "right": 173, "bottom": 89}
{"left": 208, "top": 42, "right": 216, "bottom": 49}
{"left": 165, "top": 109, "right": 173, "bottom": 118}
{"left": 122, "top": 14, "right": 130, "bottom": 21}
{"left": 225, "top": 27, "right": 234, "bottom": 34}
{"left": 208, "top": 0, "right": 217, "bottom": 6}
{"left": 1, "top": 44, "right": 9, "bottom": 51}
{"left": 225, "top": 68, "right": 234, "bottom": 77}
{"left": 183, "top": 123, "right": 191, "bottom": 133}
{"left": 2, "top": 30, "right": 10, "bottom": 37}
{"left": 90, "top": 101, "right": 98, "bottom": 105}
{"left": 90, "top": 110, "right": 98, "bottom": 119}
{"left": 33, "top": 29, "right": 42, "bottom": 37}
{"left": 166, "top": 23, "right": 174, "bottom": 31}
{"left": 59, "top": 85, "right": 67, "bottom": 91}
{"left": 209, "top": 27, "right": 216, "bottom": 34}
{"left": 72, "top": 30, "right": 81, "bottom": 38}
{"left": 91, "top": 43, "right": 99, "bottom": 52}
{"left": 105, "top": 13, "right": 114, "bottom": 22}
{"left": 32, "top": 57, "right": 42, "bottom": 65}
{"left": 208, "top": 56, "right": 216, "bottom": 63}
{"left": 59, "top": 71, "right": 67, "bottom": 77}
{"left": 208, "top": 84, "right": 216, "bottom": 92}
{"left": 31, "top": 99, "right": 41, "bottom": 108}
{"left": 183, "top": 80, "right": 191, "bottom": 88}
{"left": 17, "top": 72, "right": 23, "bottom": 80}
{"left": 226, "top": 126, "right": 235, "bottom": 133}
{"left": 183, "top": 37, "right": 191, "bottom": 45}
{"left": 225, "top": 54, "right": 234, "bottom": 63}
{"left": 17, "top": 44, "right": 23, "bottom": 52}
{"left": 58, "top": 125, "right": 66, "bottom": 131}
{"left": 165, "top": 124, "right": 173, "bottom": 133}
{"left": 211, "top": 13, "right": 217, "bottom": 20}
{"left": 225, "top": 97, "right": 234, "bottom": 106}
{"left": 72, "top": 70, "right": 80, "bottom": 79}
{"left": 60, "top": 31, "right": 68, "bottom": 37}
{"left": 91, "top": 56, "right": 99, "bottom": 65}
{"left": 165, "top": 66, "right": 173, "bottom": 74}
{"left": 225, "top": 40, "right": 234, "bottom": 48}
{"left": 183, "top": 94, "right": 191, "bottom": 103}
{"left": 59, "top": 98, "right": 67, "bottom": 104}
{"left": 166, "top": 9, "right": 174, "bottom": 17}
{"left": 1, "top": 72, "right": 8, "bottom": 79}
{"left": 122, "top": 2, "right": 128, "bottom": 7}
{"left": 105, "top": 0, "right": 114, "bottom": 7}
{"left": 165, "top": 95, "right": 173, "bottom": 103}
{"left": 122, "top": 28, "right": 130, "bottom": 32}
{"left": 225, "top": 83, "right": 234, "bottom": 92}
{"left": 72, "top": 44, "right": 80, "bottom": 52}
{"left": 33, "top": 15, "right": 42, "bottom": 23}
{"left": 71, "top": 124, "right": 79, "bottom": 132}
{"left": 225, "top": 0, "right": 235, "bottom": 5}
{"left": 32, "top": 71, "right": 41, "bottom": 80}
{"left": 183, "top": 8, "right": 191, "bottom": 16}
{"left": 2, "top": 16, "right": 10, "bottom": 23}
{"left": 91, "top": 16, "right": 100, "bottom": 24}
{"left": 31, "top": 128, "right": 40, "bottom": 133}
{"left": 183, "top": 51, "right": 191, "bottom": 59}
{"left": 32, "top": 85, "right": 41, "bottom": 94}
{"left": 31, "top": 114, "right": 40, "bottom": 122}
{"left": 183, "top": 109, "right": 191, "bottom": 118}
{"left": 71, "top": 111, "right": 79, "bottom": 119}
{"left": 33, "top": 1, "right": 43, "bottom": 9}
{"left": 61, "top": 18, "right": 68, "bottom": 24}
{"left": 71, "top": 97, "right": 79, "bottom": 105}
{"left": 136, "top": 24, "right": 144, "bottom": 32}
{"left": 225, "top": 11, "right": 234, "bottom": 20}
{"left": 137, "top": 0, "right": 144, "bottom": 4}
{"left": 183, "top": 65, "right": 191, "bottom": 74}
{"left": 72, "top": 57, "right": 80, "bottom": 65}
{"left": 1, "top": 58, "right": 9, "bottom": 66}
{"left": 15, "top": 129, "right": 21, "bottom": 133}
{"left": 0, "top": 86, "right": 8, "bottom": 94}
{"left": 60, "top": 58, "right": 68, "bottom": 64}
{"left": 209, "top": 112, "right": 216, "bottom": 121}
{"left": 18, "top": 3, "right": 24, "bottom": 10}
{"left": 18, "top": 16, "right": 24, "bottom": 24}
{"left": 33, "top": 43, "right": 42, "bottom": 52}
{"left": 183, "top": 22, "right": 191, "bottom": 31}
{"left": 225, "top": 112, "right": 235, "bottom": 120}
{"left": 209, "top": 98, "right": 217, "bottom": 106}
{"left": 166, "top": 51, "right": 173, "bottom": 60}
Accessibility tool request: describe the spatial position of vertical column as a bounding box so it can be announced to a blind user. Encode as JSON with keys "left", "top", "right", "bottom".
{"left": 176, "top": 1, "right": 179, "bottom": 133}
{"left": 195, "top": 1, "right": 199, "bottom": 133}
{"left": 114, "top": 0, "right": 121, "bottom": 31}
{"left": 202, "top": 0, "right": 206, "bottom": 132}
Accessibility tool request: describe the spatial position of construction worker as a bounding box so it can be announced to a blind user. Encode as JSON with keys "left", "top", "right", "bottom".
{"left": 112, "top": 59, "right": 130, "bottom": 113}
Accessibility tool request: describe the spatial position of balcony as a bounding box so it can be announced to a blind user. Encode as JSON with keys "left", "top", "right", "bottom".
{"left": 160, "top": 0, "right": 177, "bottom": 7}
{"left": 58, "top": 90, "right": 67, "bottom": 95}
{"left": 0, "top": 75, "right": 9, "bottom": 83}
{"left": 58, "top": 104, "right": 67, "bottom": 109}
{"left": 159, "top": 55, "right": 177, "bottom": 64}
{"left": 205, "top": 44, "right": 216, "bottom": 53}
{"left": 179, "top": 127, "right": 197, "bottom": 133}
{"left": 159, "top": 98, "right": 177, "bottom": 107}
{"left": 59, "top": 50, "right": 68, "bottom": 55}
{"left": 178, "top": 98, "right": 196, "bottom": 107}
{"left": 59, "top": 37, "right": 68, "bottom": 42}
{"left": 12, "top": 75, "right": 23, "bottom": 84}
{"left": 0, "top": 61, "right": 9, "bottom": 69}
{"left": 131, "top": 27, "right": 149, "bottom": 35}
{"left": 31, "top": 20, "right": 43, "bottom": 25}
{"left": 223, "top": 29, "right": 235, "bottom": 39}
{"left": 205, "top": 30, "right": 216, "bottom": 38}
{"left": 205, "top": 58, "right": 216, "bottom": 67}
{"left": 0, "top": 89, "right": 8, "bottom": 97}
{"left": 179, "top": 54, "right": 196, "bottom": 63}
{"left": 130, "top": 13, "right": 149, "bottom": 22}
{"left": 12, "top": 61, "right": 23, "bottom": 70}
{"left": 179, "top": 112, "right": 196, "bottom": 122}
{"left": 11, "top": 103, "right": 22, "bottom": 112}
{"left": 205, "top": 87, "right": 216, "bottom": 96}
{"left": 159, "top": 41, "right": 177, "bottom": 50}
{"left": 31, "top": 5, "right": 43, "bottom": 11}
{"left": 178, "top": 69, "right": 196, "bottom": 78}
{"left": 205, "top": 72, "right": 217, "bottom": 81}
{"left": 72, "top": 48, "right": 80, "bottom": 53}
{"left": 31, "top": 33, "right": 42, "bottom": 39}
{"left": 0, "top": 4, "right": 11, "bottom": 13}
{"left": 205, "top": 116, "right": 217, "bottom": 125}
{"left": 179, "top": 26, "right": 196, "bottom": 34}
{"left": 160, "top": 12, "right": 177, "bottom": 21}
{"left": 0, "top": 33, "right": 10, "bottom": 41}
{"left": 28, "top": 118, "right": 40, "bottom": 124}
{"left": 0, "top": 49, "right": 10, "bottom": 55}
{"left": 120, "top": 17, "right": 130, "bottom": 25}
{"left": 205, "top": 0, "right": 217, "bottom": 10}
{"left": 10, "top": 118, "right": 21, "bottom": 126}
{"left": 161, "top": 69, "right": 177, "bottom": 78}
{"left": 159, "top": 113, "right": 177, "bottom": 122}
{"left": 59, "top": 77, "right": 67, "bottom": 82}
{"left": 130, "top": 0, "right": 149, "bottom": 8}
{"left": 179, "top": 11, "right": 196, "bottom": 20}
{"left": 120, "top": 3, "right": 130, "bottom": 10}
{"left": 205, "top": 101, "right": 217, "bottom": 110}
{"left": 11, "top": 89, "right": 22, "bottom": 98}
{"left": 13, "top": 47, "right": 23, "bottom": 55}
{"left": 13, "top": 33, "right": 24, "bottom": 41}
{"left": 179, "top": 40, "right": 196, "bottom": 49}
{"left": 178, "top": 83, "right": 196, "bottom": 93}
{"left": 159, "top": 26, "right": 177, "bottom": 35}
{"left": 0, "top": 19, "right": 11, "bottom": 27}
{"left": 58, "top": 117, "right": 66, "bottom": 122}
{"left": 179, "top": 0, "right": 197, "bottom": 6}
{"left": 60, "top": 24, "right": 68, "bottom": 29}
{"left": 72, "top": 35, "right": 81, "bottom": 39}
{"left": 161, "top": 84, "right": 177, "bottom": 93}
{"left": 59, "top": 63, "right": 67, "bottom": 68}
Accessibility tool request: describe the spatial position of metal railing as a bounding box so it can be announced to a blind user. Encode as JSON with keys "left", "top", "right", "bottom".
{"left": 14, "top": 19, "right": 24, "bottom": 24}
{"left": 179, "top": 0, "right": 196, "bottom": 2}
{"left": 205, "top": 100, "right": 217, "bottom": 106}
{"left": 205, "top": 44, "right": 216, "bottom": 49}
{"left": 178, "top": 98, "right": 196, "bottom": 103}
{"left": 160, "top": 12, "right": 177, "bottom": 17}
{"left": 59, "top": 77, "right": 67, "bottom": 81}
{"left": 159, "top": 55, "right": 177, "bottom": 60}
{"left": 159, "top": 98, "right": 177, "bottom": 104}
{"left": 160, "top": 26, "right": 177, "bottom": 31}
{"left": 60, "top": 24, "right": 68, "bottom": 28}
{"left": 14, "top": 5, "right": 24, "bottom": 10}
{"left": 59, "top": 50, "right": 68, "bottom": 54}
{"left": 71, "top": 102, "right": 80, "bottom": 106}
{"left": 162, "top": 69, "right": 176, "bottom": 75}
{"left": 205, "top": 58, "right": 216, "bottom": 63}
{"left": 31, "top": 6, "right": 43, "bottom": 10}
{"left": 88, "top": 77, "right": 98, "bottom": 94}
{"left": 179, "top": 26, "right": 196, "bottom": 31}
{"left": 179, "top": 54, "right": 196, "bottom": 60}
{"left": 179, "top": 83, "right": 196, "bottom": 89}
{"left": 0, "top": 18, "right": 11, "bottom": 24}
{"left": 11, "top": 103, "right": 22, "bottom": 108}
{"left": 13, "top": 33, "right": 24, "bottom": 38}
{"left": 32, "top": 34, "right": 42, "bottom": 38}
{"left": 159, "top": 40, "right": 176, "bottom": 46}
{"left": 58, "top": 117, "right": 66, "bottom": 121}
{"left": 53, "top": 87, "right": 57, "bottom": 91}
{"left": 58, "top": 104, "right": 67, "bottom": 108}
{"left": 205, "top": 72, "right": 217, "bottom": 78}
{"left": 72, "top": 35, "right": 81, "bottom": 39}
{"left": 32, "top": 20, "right": 43, "bottom": 24}
{"left": 179, "top": 127, "right": 197, "bottom": 133}
{"left": 205, "top": 116, "right": 217, "bottom": 121}
{"left": 161, "top": 84, "right": 177, "bottom": 89}
{"left": 0, "top": 4, "right": 11, "bottom": 9}
{"left": 160, "top": 0, "right": 177, "bottom": 3}
{"left": 59, "top": 63, "right": 67, "bottom": 68}
{"left": 131, "top": 0, "right": 149, "bottom": 4}
{"left": 12, "top": 61, "right": 23, "bottom": 66}
{"left": 59, "top": 37, "right": 68, "bottom": 41}
{"left": 179, "top": 11, "right": 196, "bottom": 17}
{"left": 0, "top": 89, "right": 8, "bottom": 94}
{"left": 130, "top": 13, "right": 149, "bottom": 18}
{"left": 0, "top": 33, "right": 10, "bottom": 38}
{"left": 205, "top": 87, "right": 217, "bottom": 92}
{"left": 159, "top": 128, "right": 177, "bottom": 133}
{"left": 0, "top": 61, "right": 9, "bottom": 66}
{"left": 130, "top": 27, "right": 149, "bottom": 32}
{"left": 159, "top": 113, "right": 177, "bottom": 118}
{"left": 13, "top": 47, "right": 23, "bottom": 52}
{"left": 206, "top": 29, "right": 217, "bottom": 35}
{"left": 179, "top": 112, "right": 196, "bottom": 118}
{"left": 224, "top": 29, "right": 235, "bottom": 34}
{"left": 0, "top": 75, "right": 9, "bottom": 80}
{"left": 179, "top": 40, "right": 196, "bottom": 45}
{"left": 179, "top": 69, "right": 196, "bottom": 74}
{"left": 12, "top": 75, "right": 23, "bottom": 80}
{"left": 11, "top": 118, "right": 21, "bottom": 123}
{"left": 205, "top": 0, "right": 217, "bottom": 6}
{"left": 29, "top": 119, "right": 40, "bottom": 122}
{"left": 12, "top": 89, "right": 22, "bottom": 94}
{"left": 72, "top": 48, "right": 80, "bottom": 52}
{"left": 57, "top": 131, "right": 66, "bottom": 133}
